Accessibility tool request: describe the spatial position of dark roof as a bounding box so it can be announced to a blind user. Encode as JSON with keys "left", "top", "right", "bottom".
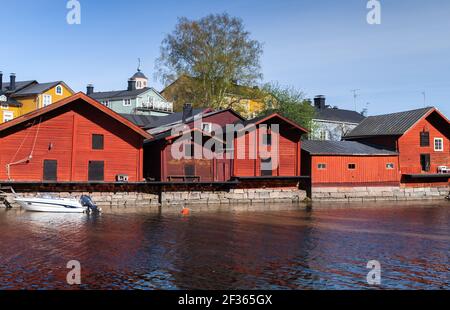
{"left": 344, "top": 107, "right": 434, "bottom": 138}
{"left": 1, "top": 80, "right": 37, "bottom": 93}
{"left": 143, "top": 108, "right": 208, "bottom": 130}
{"left": 130, "top": 70, "right": 147, "bottom": 80}
{"left": 120, "top": 113, "right": 160, "bottom": 128}
{"left": 302, "top": 140, "right": 398, "bottom": 156}
{"left": 12, "top": 81, "right": 63, "bottom": 96}
{"left": 89, "top": 87, "right": 150, "bottom": 100}
{"left": 314, "top": 107, "right": 366, "bottom": 123}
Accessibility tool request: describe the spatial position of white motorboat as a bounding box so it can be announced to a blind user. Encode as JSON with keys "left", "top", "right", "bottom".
{"left": 14, "top": 194, "right": 100, "bottom": 214}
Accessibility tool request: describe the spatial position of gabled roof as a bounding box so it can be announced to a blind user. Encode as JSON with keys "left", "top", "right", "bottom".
{"left": 0, "top": 92, "right": 152, "bottom": 139}
{"left": 1, "top": 80, "right": 37, "bottom": 93}
{"left": 314, "top": 107, "right": 366, "bottom": 124}
{"left": 239, "top": 113, "right": 308, "bottom": 134}
{"left": 11, "top": 81, "right": 73, "bottom": 97}
{"left": 344, "top": 107, "right": 437, "bottom": 138}
{"left": 144, "top": 108, "right": 213, "bottom": 131}
{"left": 302, "top": 140, "right": 398, "bottom": 156}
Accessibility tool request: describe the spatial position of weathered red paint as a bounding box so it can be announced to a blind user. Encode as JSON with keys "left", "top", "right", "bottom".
{"left": 0, "top": 93, "right": 150, "bottom": 182}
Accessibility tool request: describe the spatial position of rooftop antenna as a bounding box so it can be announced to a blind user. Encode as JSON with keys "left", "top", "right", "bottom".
{"left": 421, "top": 91, "right": 426, "bottom": 107}
{"left": 137, "top": 58, "right": 141, "bottom": 72}
{"left": 350, "top": 89, "right": 360, "bottom": 111}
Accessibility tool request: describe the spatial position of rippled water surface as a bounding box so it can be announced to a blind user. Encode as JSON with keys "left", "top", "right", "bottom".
{"left": 0, "top": 202, "right": 449, "bottom": 290}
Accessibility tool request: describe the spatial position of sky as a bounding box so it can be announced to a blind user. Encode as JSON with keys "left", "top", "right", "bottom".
{"left": 1, "top": 0, "right": 449, "bottom": 116}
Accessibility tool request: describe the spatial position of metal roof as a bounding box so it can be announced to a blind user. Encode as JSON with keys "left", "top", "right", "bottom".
{"left": 314, "top": 107, "right": 366, "bottom": 123}
{"left": 344, "top": 107, "right": 434, "bottom": 138}
{"left": 1, "top": 80, "right": 37, "bottom": 93}
{"left": 120, "top": 113, "right": 161, "bottom": 128}
{"left": 130, "top": 71, "right": 148, "bottom": 80}
{"left": 301, "top": 140, "right": 398, "bottom": 156}
{"left": 12, "top": 81, "right": 63, "bottom": 96}
{"left": 89, "top": 87, "right": 150, "bottom": 100}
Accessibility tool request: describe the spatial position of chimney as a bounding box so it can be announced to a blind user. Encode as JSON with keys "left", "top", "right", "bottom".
{"left": 127, "top": 79, "right": 136, "bottom": 91}
{"left": 9, "top": 73, "right": 16, "bottom": 91}
{"left": 0, "top": 72, "right": 3, "bottom": 91}
{"left": 314, "top": 95, "right": 326, "bottom": 110}
{"left": 182, "top": 103, "right": 193, "bottom": 123}
{"left": 86, "top": 84, "right": 94, "bottom": 95}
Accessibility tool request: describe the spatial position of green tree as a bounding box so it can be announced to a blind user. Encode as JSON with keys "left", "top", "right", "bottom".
{"left": 258, "top": 83, "right": 316, "bottom": 132}
{"left": 156, "top": 13, "right": 263, "bottom": 110}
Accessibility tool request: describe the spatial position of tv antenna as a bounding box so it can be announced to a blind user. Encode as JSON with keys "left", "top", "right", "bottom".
{"left": 421, "top": 91, "right": 426, "bottom": 107}
{"left": 350, "top": 89, "right": 360, "bottom": 111}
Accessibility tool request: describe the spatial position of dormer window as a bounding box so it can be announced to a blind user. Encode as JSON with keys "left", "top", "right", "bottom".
{"left": 55, "top": 85, "right": 63, "bottom": 96}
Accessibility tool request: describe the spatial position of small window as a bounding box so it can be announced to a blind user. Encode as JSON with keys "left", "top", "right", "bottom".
{"left": 386, "top": 163, "right": 395, "bottom": 169}
{"left": 55, "top": 85, "right": 63, "bottom": 95}
{"left": 434, "top": 138, "right": 444, "bottom": 152}
{"left": 202, "top": 123, "right": 212, "bottom": 133}
{"left": 348, "top": 163, "right": 356, "bottom": 170}
{"left": 92, "top": 134, "right": 104, "bottom": 150}
{"left": 318, "top": 163, "right": 327, "bottom": 169}
{"left": 88, "top": 161, "right": 104, "bottom": 181}
{"left": 2, "top": 111, "right": 13, "bottom": 122}
{"left": 101, "top": 101, "right": 110, "bottom": 107}
{"left": 261, "top": 158, "right": 273, "bottom": 176}
{"left": 123, "top": 99, "right": 131, "bottom": 107}
{"left": 420, "top": 132, "right": 430, "bottom": 147}
{"left": 43, "top": 94, "right": 52, "bottom": 107}
{"left": 263, "top": 133, "right": 272, "bottom": 146}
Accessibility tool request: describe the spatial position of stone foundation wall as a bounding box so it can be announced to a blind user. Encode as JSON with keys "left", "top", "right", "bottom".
{"left": 312, "top": 186, "right": 449, "bottom": 202}
{"left": 162, "top": 187, "right": 307, "bottom": 205}
{"left": 1, "top": 187, "right": 307, "bottom": 209}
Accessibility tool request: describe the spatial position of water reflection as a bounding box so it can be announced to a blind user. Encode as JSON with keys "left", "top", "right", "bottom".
{"left": 0, "top": 201, "right": 448, "bottom": 289}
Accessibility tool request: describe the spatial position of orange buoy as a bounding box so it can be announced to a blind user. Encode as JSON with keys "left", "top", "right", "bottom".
{"left": 181, "top": 207, "right": 190, "bottom": 216}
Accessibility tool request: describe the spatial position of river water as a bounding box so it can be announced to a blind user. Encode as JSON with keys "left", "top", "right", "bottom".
{"left": 0, "top": 201, "right": 448, "bottom": 290}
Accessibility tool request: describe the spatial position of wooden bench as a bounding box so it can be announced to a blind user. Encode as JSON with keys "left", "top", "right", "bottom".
{"left": 167, "top": 176, "right": 201, "bottom": 183}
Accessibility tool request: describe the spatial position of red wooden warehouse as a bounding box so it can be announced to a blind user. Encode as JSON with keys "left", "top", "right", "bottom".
{"left": 301, "top": 140, "right": 400, "bottom": 186}
{"left": 233, "top": 114, "right": 307, "bottom": 178}
{"left": 0, "top": 93, "right": 151, "bottom": 182}
{"left": 344, "top": 107, "right": 450, "bottom": 186}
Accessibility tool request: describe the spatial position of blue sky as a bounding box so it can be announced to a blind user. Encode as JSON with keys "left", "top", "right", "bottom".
{"left": 1, "top": 0, "right": 449, "bottom": 116}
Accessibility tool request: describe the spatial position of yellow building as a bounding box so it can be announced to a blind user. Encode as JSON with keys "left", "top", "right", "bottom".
{"left": 0, "top": 73, "right": 74, "bottom": 123}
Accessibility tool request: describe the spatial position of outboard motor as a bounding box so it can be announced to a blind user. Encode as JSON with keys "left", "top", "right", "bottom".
{"left": 80, "top": 195, "right": 100, "bottom": 214}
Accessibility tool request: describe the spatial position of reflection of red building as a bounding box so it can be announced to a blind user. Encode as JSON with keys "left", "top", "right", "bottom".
{"left": 302, "top": 141, "right": 400, "bottom": 186}
{"left": 344, "top": 107, "right": 449, "bottom": 187}
{"left": 0, "top": 93, "right": 151, "bottom": 182}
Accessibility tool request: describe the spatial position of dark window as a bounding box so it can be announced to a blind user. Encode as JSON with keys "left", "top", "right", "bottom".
{"left": 318, "top": 163, "right": 327, "bottom": 169}
{"left": 348, "top": 163, "right": 356, "bottom": 170}
{"left": 88, "top": 161, "right": 104, "bottom": 181}
{"left": 420, "top": 154, "right": 431, "bottom": 172}
{"left": 420, "top": 132, "right": 430, "bottom": 147}
{"left": 184, "top": 164, "right": 195, "bottom": 176}
{"left": 263, "top": 134, "right": 272, "bottom": 146}
{"left": 261, "top": 158, "right": 273, "bottom": 176}
{"left": 386, "top": 163, "right": 395, "bottom": 169}
{"left": 92, "top": 134, "right": 104, "bottom": 150}
{"left": 43, "top": 160, "right": 57, "bottom": 181}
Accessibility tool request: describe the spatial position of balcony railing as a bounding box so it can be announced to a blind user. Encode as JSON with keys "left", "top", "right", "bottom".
{"left": 138, "top": 102, "right": 173, "bottom": 113}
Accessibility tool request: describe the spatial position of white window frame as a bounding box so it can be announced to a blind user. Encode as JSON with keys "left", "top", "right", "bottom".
{"left": 318, "top": 163, "right": 327, "bottom": 170}
{"left": 434, "top": 138, "right": 444, "bottom": 152}
{"left": 3, "top": 111, "right": 14, "bottom": 122}
{"left": 55, "top": 85, "right": 63, "bottom": 96}
{"left": 123, "top": 99, "right": 131, "bottom": 107}
{"left": 201, "top": 122, "right": 212, "bottom": 133}
{"left": 43, "top": 94, "right": 52, "bottom": 107}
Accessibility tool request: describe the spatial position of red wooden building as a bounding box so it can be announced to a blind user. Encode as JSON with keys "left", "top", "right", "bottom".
{"left": 301, "top": 141, "right": 400, "bottom": 186}
{"left": 0, "top": 93, "right": 151, "bottom": 182}
{"left": 233, "top": 114, "right": 307, "bottom": 178}
{"left": 344, "top": 107, "right": 450, "bottom": 187}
